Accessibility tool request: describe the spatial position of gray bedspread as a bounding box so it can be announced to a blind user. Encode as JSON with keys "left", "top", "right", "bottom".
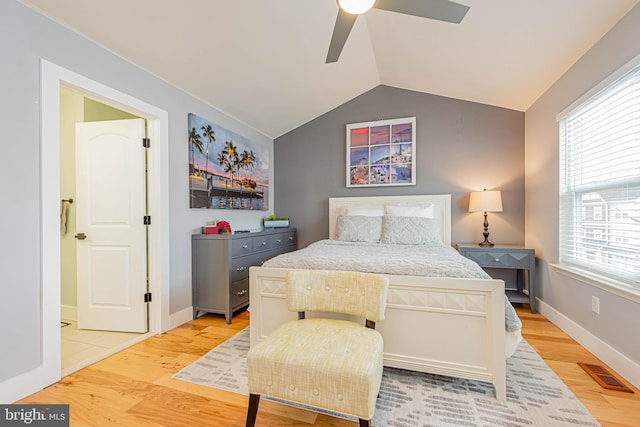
{"left": 263, "top": 239, "right": 522, "bottom": 332}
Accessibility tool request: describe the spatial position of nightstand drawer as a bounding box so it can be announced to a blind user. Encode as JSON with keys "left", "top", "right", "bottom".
{"left": 463, "top": 250, "right": 533, "bottom": 269}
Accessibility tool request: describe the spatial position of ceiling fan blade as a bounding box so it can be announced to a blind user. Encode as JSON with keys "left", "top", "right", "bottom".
{"left": 373, "top": 0, "right": 470, "bottom": 24}
{"left": 326, "top": 9, "right": 358, "bottom": 63}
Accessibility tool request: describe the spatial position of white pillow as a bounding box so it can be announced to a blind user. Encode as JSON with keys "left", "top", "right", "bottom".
{"left": 334, "top": 215, "right": 382, "bottom": 242}
{"left": 385, "top": 204, "right": 435, "bottom": 218}
{"left": 380, "top": 216, "right": 441, "bottom": 245}
{"left": 344, "top": 207, "right": 384, "bottom": 217}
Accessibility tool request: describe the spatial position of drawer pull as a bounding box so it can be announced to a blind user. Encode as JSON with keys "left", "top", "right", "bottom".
{"left": 288, "top": 236, "right": 294, "bottom": 240}
{"left": 242, "top": 244, "right": 248, "bottom": 249}
{"left": 276, "top": 239, "right": 282, "bottom": 243}
{"left": 236, "top": 266, "right": 247, "bottom": 272}
{"left": 495, "top": 258, "right": 500, "bottom": 262}
{"left": 261, "top": 241, "right": 267, "bottom": 246}
{"left": 237, "top": 289, "right": 248, "bottom": 296}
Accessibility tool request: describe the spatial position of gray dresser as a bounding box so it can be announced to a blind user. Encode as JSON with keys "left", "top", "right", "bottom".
{"left": 192, "top": 228, "right": 297, "bottom": 323}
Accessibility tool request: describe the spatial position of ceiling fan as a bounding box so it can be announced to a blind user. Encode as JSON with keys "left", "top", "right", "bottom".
{"left": 326, "top": 0, "right": 470, "bottom": 63}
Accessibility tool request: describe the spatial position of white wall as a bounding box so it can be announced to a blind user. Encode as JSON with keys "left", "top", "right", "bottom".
{"left": 525, "top": 3, "right": 640, "bottom": 386}
{"left": 0, "top": 0, "right": 273, "bottom": 395}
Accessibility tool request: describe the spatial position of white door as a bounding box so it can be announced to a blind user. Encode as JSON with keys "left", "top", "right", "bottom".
{"left": 75, "top": 119, "right": 148, "bottom": 332}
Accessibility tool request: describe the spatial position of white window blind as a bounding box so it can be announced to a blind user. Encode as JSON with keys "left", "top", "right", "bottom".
{"left": 559, "top": 64, "right": 640, "bottom": 289}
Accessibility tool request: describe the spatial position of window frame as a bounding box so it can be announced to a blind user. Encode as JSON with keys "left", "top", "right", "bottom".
{"left": 555, "top": 53, "right": 640, "bottom": 300}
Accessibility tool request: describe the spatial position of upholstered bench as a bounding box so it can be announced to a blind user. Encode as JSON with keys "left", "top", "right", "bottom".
{"left": 245, "top": 269, "right": 389, "bottom": 427}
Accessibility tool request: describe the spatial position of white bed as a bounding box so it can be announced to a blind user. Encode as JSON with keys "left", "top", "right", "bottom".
{"left": 249, "top": 195, "right": 521, "bottom": 401}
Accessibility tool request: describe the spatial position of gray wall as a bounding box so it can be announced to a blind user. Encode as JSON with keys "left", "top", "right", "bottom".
{"left": 0, "top": 0, "right": 273, "bottom": 384}
{"left": 525, "top": 4, "right": 640, "bottom": 369}
{"left": 274, "top": 85, "right": 525, "bottom": 250}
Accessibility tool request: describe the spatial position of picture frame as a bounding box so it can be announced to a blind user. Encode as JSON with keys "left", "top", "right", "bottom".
{"left": 346, "top": 117, "right": 416, "bottom": 187}
{"left": 188, "top": 113, "right": 269, "bottom": 210}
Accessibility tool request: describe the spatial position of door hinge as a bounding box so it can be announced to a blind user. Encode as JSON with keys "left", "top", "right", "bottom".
{"left": 144, "top": 292, "right": 152, "bottom": 303}
{"left": 144, "top": 215, "right": 151, "bottom": 225}
{"left": 143, "top": 137, "right": 151, "bottom": 148}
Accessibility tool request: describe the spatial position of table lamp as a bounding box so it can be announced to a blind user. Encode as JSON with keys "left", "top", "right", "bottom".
{"left": 468, "top": 189, "right": 503, "bottom": 247}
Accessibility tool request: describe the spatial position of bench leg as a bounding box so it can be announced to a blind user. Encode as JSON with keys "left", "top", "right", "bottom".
{"left": 246, "top": 393, "right": 260, "bottom": 427}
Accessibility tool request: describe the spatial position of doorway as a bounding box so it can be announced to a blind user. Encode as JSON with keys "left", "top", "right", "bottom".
{"left": 59, "top": 93, "right": 155, "bottom": 374}
{"left": 61, "top": 94, "right": 148, "bottom": 330}
{"left": 37, "top": 60, "right": 171, "bottom": 390}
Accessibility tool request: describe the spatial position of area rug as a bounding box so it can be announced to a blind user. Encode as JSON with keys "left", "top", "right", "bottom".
{"left": 173, "top": 327, "right": 600, "bottom": 426}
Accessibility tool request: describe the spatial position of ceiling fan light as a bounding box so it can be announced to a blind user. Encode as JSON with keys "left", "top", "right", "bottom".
{"left": 338, "top": 0, "right": 375, "bottom": 15}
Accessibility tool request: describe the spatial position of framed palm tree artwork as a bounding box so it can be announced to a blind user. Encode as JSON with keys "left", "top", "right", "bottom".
{"left": 346, "top": 117, "right": 416, "bottom": 187}
{"left": 188, "top": 113, "right": 269, "bottom": 209}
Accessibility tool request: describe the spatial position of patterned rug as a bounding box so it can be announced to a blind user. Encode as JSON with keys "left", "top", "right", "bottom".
{"left": 173, "top": 327, "right": 600, "bottom": 426}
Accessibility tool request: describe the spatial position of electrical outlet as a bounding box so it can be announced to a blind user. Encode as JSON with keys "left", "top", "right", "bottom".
{"left": 592, "top": 296, "right": 600, "bottom": 314}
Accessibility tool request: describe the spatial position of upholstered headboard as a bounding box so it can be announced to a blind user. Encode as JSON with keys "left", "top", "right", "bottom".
{"left": 328, "top": 194, "right": 452, "bottom": 246}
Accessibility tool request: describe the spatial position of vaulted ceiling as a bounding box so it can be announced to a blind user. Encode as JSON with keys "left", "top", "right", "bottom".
{"left": 20, "top": 0, "right": 639, "bottom": 138}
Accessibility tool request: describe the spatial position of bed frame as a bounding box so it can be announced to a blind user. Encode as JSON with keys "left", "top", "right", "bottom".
{"left": 249, "top": 195, "right": 506, "bottom": 401}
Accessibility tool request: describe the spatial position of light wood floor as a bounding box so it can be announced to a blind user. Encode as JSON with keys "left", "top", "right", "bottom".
{"left": 18, "top": 307, "right": 639, "bottom": 426}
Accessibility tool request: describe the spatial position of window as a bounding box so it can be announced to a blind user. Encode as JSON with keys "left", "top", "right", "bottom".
{"left": 593, "top": 206, "right": 603, "bottom": 220}
{"left": 558, "top": 63, "right": 640, "bottom": 290}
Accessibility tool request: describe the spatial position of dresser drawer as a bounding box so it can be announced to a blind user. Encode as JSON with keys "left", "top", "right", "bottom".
{"left": 255, "top": 249, "right": 280, "bottom": 266}
{"left": 231, "top": 279, "right": 249, "bottom": 308}
{"left": 231, "top": 237, "right": 253, "bottom": 257}
{"left": 252, "top": 235, "right": 271, "bottom": 251}
{"left": 230, "top": 253, "right": 262, "bottom": 282}
{"left": 269, "top": 231, "right": 296, "bottom": 249}
{"left": 252, "top": 232, "right": 296, "bottom": 251}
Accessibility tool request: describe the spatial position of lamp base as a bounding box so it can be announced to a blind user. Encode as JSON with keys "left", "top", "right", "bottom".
{"left": 478, "top": 212, "right": 495, "bottom": 247}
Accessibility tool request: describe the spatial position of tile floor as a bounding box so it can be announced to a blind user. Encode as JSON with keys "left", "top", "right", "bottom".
{"left": 60, "top": 319, "right": 154, "bottom": 377}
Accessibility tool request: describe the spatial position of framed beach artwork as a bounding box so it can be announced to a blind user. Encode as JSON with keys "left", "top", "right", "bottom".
{"left": 188, "top": 113, "right": 269, "bottom": 209}
{"left": 346, "top": 117, "right": 416, "bottom": 187}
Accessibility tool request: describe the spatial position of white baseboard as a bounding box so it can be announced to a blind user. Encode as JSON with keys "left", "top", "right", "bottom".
{"left": 0, "top": 365, "right": 54, "bottom": 404}
{"left": 169, "top": 306, "right": 194, "bottom": 330}
{"left": 60, "top": 305, "right": 77, "bottom": 321}
{"left": 538, "top": 299, "right": 640, "bottom": 390}
{"left": 63, "top": 304, "right": 193, "bottom": 331}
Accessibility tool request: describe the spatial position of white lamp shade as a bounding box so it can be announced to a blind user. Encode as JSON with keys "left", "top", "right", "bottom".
{"left": 468, "top": 190, "right": 503, "bottom": 213}
{"left": 338, "top": 0, "right": 376, "bottom": 14}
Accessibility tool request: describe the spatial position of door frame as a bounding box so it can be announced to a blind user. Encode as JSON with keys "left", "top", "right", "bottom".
{"left": 39, "top": 60, "right": 170, "bottom": 389}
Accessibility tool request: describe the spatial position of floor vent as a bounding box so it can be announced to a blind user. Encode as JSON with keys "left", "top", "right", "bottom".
{"left": 578, "top": 363, "right": 634, "bottom": 393}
